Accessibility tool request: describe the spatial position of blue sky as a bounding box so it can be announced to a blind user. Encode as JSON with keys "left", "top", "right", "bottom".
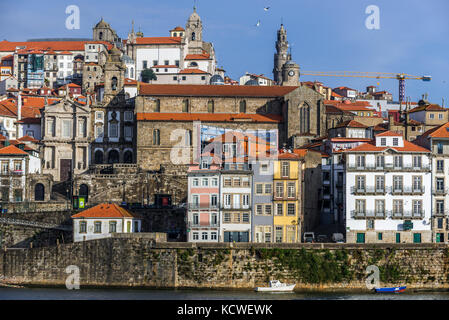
{"left": 2, "top": 0, "right": 448, "bottom": 103}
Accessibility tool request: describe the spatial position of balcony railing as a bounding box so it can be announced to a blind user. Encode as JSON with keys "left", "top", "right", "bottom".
{"left": 0, "top": 170, "right": 24, "bottom": 176}
{"left": 348, "top": 163, "right": 430, "bottom": 172}
{"left": 188, "top": 203, "right": 220, "bottom": 210}
{"left": 187, "top": 221, "right": 220, "bottom": 228}
{"left": 433, "top": 210, "right": 449, "bottom": 217}
{"left": 391, "top": 186, "right": 425, "bottom": 195}
{"left": 221, "top": 205, "right": 251, "bottom": 210}
{"left": 433, "top": 188, "right": 449, "bottom": 195}
{"left": 351, "top": 210, "right": 387, "bottom": 219}
{"left": 274, "top": 194, "right": 298, "bottom": 200}
{"left": 351, "top": 186, "right": 387, "bottom": 195}
{"left": 391, "top": 210, "right": 425, "bottom": 220}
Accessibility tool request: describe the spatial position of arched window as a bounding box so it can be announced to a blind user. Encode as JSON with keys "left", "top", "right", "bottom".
{"left": 208, "top": 100, "right": 214, "bottom": 113}
{"left": 188, "top": 61, "right": 198, "bottom": 68}
{"left": 111, "top": 77, "right": 118, "bottom": 91}
{"left": 79, "top": 184, "right": 89, "bottom": 202}
{"left": 124, "top": 151, "right": 133, "bottom": 163}
{"left": 191, "top": 32, "right": 196, "bottom": 41}
{"left": 34, "top": 183, "right": 45, "bottom": 201}
{"left": 108, "top": 150, "right": 120, "bottom": 164}
{"left": 99, "top": 32, "right": 103, "bottom": 40}
{"left": 153, "top": 129, "right": 160, "bottom": 145}
{"left": 154, "top": 99, "right": 160, "bottom": 112}
{"left": 299, "top": 104, "right": 311, "bottom": 133}
{"left": 95, "top": 150, "right": 104, "bottom": 164}
{"left": 239, "top": 100, "right": 246, "bottom": 113}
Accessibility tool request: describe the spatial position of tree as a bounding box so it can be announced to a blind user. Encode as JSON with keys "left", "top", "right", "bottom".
{"left": 141, "top": 68, "right": 157, "bottom": 83}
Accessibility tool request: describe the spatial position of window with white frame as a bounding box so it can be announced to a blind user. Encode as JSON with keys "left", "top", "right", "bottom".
{"left": 192, "top": 178, "right": 199, "bottom": 186}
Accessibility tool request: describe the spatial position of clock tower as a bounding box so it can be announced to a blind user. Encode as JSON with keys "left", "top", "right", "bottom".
{"left": 273, "top": 24, "right": 291, "bottom": 85}
{"left": 281, "top": 60, "right": 300, "bottom": 86}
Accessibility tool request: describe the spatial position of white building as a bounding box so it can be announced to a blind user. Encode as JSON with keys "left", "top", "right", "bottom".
{"left": 71, "top": 203, "right": 142, "bottom": 242}
{"left": 56, "top": 51, "right": 74, "bottom": 86}
{"left": 345, "top": 131, "right": 432, "bottom": 243}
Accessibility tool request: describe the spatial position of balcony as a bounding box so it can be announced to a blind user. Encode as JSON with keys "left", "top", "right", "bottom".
{"left": 391, "top": 186, "right": 425, "bottom": 195}
{"left": 188, "top": 203, "right": 220, "bottom": 210}
{"left": 274, "top": 194, "right": 298, "bottom": 201}
{"left": 1, "top": 170, "right": 24, "bottom": 176}
{"left": 221, "top": 205, "right": 251, "bottom": 210}
{"left": 391, "top": 210, "right": 425, "bottom": 220}
{"left": 187, "top": 221, "right": 220, "bottom": 229}
{"left": 348, "top": 163, "right": 430, "bottom": 172}
{"left": 351, "top": 210, "right": 387, "bottom": 219}
{"left": 351, "top": 186, "right": 387, "bottom": 195}
{"left": 433, "top": 188, "right": 449, "bottom": 196}
{"left": 433, "top": 210, "right": 449, "bottom": 217}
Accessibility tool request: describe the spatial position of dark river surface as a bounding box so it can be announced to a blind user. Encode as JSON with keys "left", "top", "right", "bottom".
{"left": 1, "top": 287, "right": 449, "bottom": 300}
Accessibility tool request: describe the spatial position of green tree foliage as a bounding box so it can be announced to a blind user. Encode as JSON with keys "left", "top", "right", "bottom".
{"left": 141, "top": 68, "right": 157, "bottom": 83}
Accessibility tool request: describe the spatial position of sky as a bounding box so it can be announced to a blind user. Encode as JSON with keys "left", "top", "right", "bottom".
{"left": 1, "top": 0, "right": 449, "bottom": 104}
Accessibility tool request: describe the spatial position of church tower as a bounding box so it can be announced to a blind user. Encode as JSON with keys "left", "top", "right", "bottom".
{"left": 186, "top": 6, "right": 203, "bottom": 54}
{"left": 103, "top": 47, "right": 126, "bottom": 105}
{"left": 93, "top": 18, "right": 118, "bottom": 43}
{"left": 273, "top": 24, "right": 291, "bottom": 85}
{"left": 281, "top": 60, "right": 300, "bottom": 86}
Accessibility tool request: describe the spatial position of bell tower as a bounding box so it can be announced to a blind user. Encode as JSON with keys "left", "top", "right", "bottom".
{"left": 186, "top": 6, "right": 203, "bottom": 54}
{"left": 103, "top": 47, "right": 126, "bottom": 105}
{"left": 273, "top": 24, "right": 291, "bottom": 85}
{"left": 281, "top": 60, "right": 300, "bottom": 86}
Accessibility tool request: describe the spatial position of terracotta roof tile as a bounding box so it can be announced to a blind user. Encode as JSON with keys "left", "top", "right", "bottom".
{"left": 346, "top": 140, "right": 430, "bottom": 153}
{"left": 126, "top": 37, "right": 182, "bottom": 45}
{"left": 420, "top": 122, "right": 449, "bottom": 139}
{"left": 375, "top": 130, "right": 403, "bottom": 137}
{"left": 71, "top": 203, "right": 139, "bottom": 219}
{"left": 335, "top": 120, "right": 367, "bottom": 128}
{"left": 179, "top": 68, "right": 208, "bottom": 74}
{"left": 0, "top": 145, "right": 28, "bottom": 155}
{"left": 184, "top": 54, "right": 210, "bottom": 60}
{"left": 0, "top": 40, "right": 112, "bottom": 52}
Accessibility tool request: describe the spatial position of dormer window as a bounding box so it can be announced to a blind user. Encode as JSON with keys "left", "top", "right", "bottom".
{"left": 380, "top": 138, "right": 386, "bottom": 146}
{"left": 393, "top": 138, "right": 398, "bottom": 146}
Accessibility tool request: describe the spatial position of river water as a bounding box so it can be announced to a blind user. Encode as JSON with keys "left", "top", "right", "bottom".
{"left": 1, "top": 287, "right": 449, "bottom": 300}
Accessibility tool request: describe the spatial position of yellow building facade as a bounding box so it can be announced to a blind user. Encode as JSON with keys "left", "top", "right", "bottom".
{"left": 273, "top": 152, "right": 301, "bottom": 243}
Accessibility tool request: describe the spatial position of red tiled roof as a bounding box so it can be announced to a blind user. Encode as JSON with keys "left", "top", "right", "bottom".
{"left": 335, "top": 120, "right": 367, "bottom": 128}
{"left": 345, "top": 140, "right": 430, "bottom": 153}
{"left": 408, "top": 104, "right": 447, "bottom": 113}
{"left": 420, "top": 122, "right": 449, "bottom": 139}
{"left": 0, "top": 40, "right": 113, "bottom": 52}
{"left": 172, "top": 26, "right": 185, "bottom": 31}
{"left": 17, "top": 135, "right": 39, "bottom": 143}
{"left": 0, "top": 145, "right": 28, "bottom": 155}
{"left": 330, "top": 137, "right": 372, "bottom": 142}
{"left": 139, "top": 84, "right": 298, "bottom": 97}
{"left": 125, "top": 37, "right": 182, "bottom": 45}
{"left": 71, "top": 203, "right": 139, "bottom": 219}
{"left": 184, "top": 53, "right": 210, "bottom": 60}
{"left": 375, "top": 130, "right": 403, "bottom": 137}
{"left": 136, "top": 112, "right": 282, "bottom": 123}
{"left": 179, "top": 68, "right": 208, "bottom": 74}
{"left": 277, "top": 151, "right": 300, "bottom": 160}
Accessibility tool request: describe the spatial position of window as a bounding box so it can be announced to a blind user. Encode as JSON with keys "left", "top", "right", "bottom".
{"left": 202, "top": 178, "right": 208, "bottom": 186}
{"left": 124, "top": 111, "right": 133, "bottom": 121}
{"left": 396, "top": 233, "right": 401, "bottom": 243}
{"left": 256, "top": 204, "right": 263, "bottom": 215}
{"left": 287, "top": 182, "right": 296, "bottom": 198}
{"left": 439, "top": 113, "right": 444, "bottom": 120}
{"left": 110, "top": 123, "right": 118, "bottom": 138}
{"left": 211, "top": 232, "right": 217, "bottom": 240}
{"left": 376, "top": 156, "right": 384, "bottom": 168}
{"left": 276, "top": 203, "right": 283, "bottom": 215}
{"left": 173, "top": 76, "right": 177, "bottom": 81}
{"left": 62, "top": 120, "right": 71, "bottom": 138}
{"left": 380, "top": 138, "right": 386, "bottom": 146}
{"left": 207, "top": 100, "right": 214, "bottom": 113}
{"left": 377, "top": 233, "right": 383, "bottom": 241}
{"left": 193, "top": 232, "right": 199, "bottom": 240}
{"left": 192, "top": 195, "right": 199, "bottom": 208}
{"left": 239, "top": 100, "right": 246, "bottom": 113}
{"left": 413, "top": 200, "right": 422, "bottom": 216}
{"left": 356, "top": 176, "right": 365, "bottom": 191}
{"left": 182, "top": 99, "right": 189, "bottom": 112}
{"left": 287, "top": 203, "right": 295, "bottom": 215}
{"left": 275, "top": 182, "right": 284, "bottom": 198}
{"left": 375, "top": 200, "right": 385, "bottom": 214}
{"left": 223, "top": 212, "right": 231, "bottom": 223}
{"left": 96, "top": 112, "right": 103, "bottom": 120}
{"left": 437, "top": 178, "right": 445, "bottom": 192}
{"left": 153, "top": 129, "right": 160, "bottom": 145}
{"left": 275, "top": 226, "right": 283, "bottom": 243}
{"left": 392, "top": 138, "right": 399, "bottom": 146}
{"left": 109, "top": 221, "right": 117, "bottom": 233}
{"left": 153, "top": 60, "right": 158, "bottom": 66}
{"left": 429, "top": 113, "right": 435, "bottom": 119}
{"left": 393, "top": 200, "right": 403, "bottom": 214}
{"left": 436, "top": 200, "right": 444, "bottom": 215}
{"left": 243, "top": 194, "right": 250, "bottom": 207}
{"left": 256, "top": 184, "right": 263, "bottom": 194}
{"left": 164, "top": 60, "right": 169, "bottom": 65}
{"left": 438, "top": 218, "right": 444, "bottom": 229}
{"left": 413, "top": 156, "right": 422, "bottom": 168}
{"left": 281, "top": 162, "right": 289, "bottom": 177}
{"left": 224, "top": 194, "right": 231, "bottom": 207}
{"left": 192, "top": 178, "right": 199, "bottom": 186}
{"left": 202, "top": 232, "right": 208, "bottom": 240}
{"left": 142, "top": 61, "right": 148, "bottom": 69}
{"left": 437, "top": 143, "right": 443, "bottom": 154}
{"left": 393, "top": 176, "right": 403, "bottom": 191}
{"left": 224, "top": 178, "right": 232, "bottom": 187}
{"left": 367, "top": 220, "right": 375, "bottom": 230}
{"left": 211, "top": 178, "right": 218, "bottom": 186}
{"left": 233, "top": 178, "right": 241, "bottom": 187}
{"left": 96, "top": 126, "right": 104, "bottom": 138}
{"left": 79, "top": 221, "right": 87, "bottom": 233}
{"left": 94, "top": 221, "right": 102, "bottom": 233}
{"left": 264, "top": 204, "right": 272, "bottom": 215}
{"left": 413, "top": 176, "right": 422, "bottom": 191}
{"left": 78, "top": 119, "right": 86, "bottom": 137}
{"left": 124, "top": 126, "right": 133, "bottom": 138}
{"left": 375, "top": 176, "right": 384, "bottom": 191}
{"left": 437, "top": 160, "right": 444, "bottom": 172}
{"left": 264, "top": 183, "right": 272, "bottom": 195}
{"left": 355, "top": 199, "right": 365, "bottom": 213}
{"left": 394, "top": 155, "right": 403, "bottom": 168}
{"left": 356, "top": 155, "right": 365, "bottom": 168}
{"left": 260, "top": 163, "right": 269, "bottom": 173}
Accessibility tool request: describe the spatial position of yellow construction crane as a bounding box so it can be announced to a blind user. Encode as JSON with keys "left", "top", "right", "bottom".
{"left": 301, "top": 71, "right": 431, "bottom": 103}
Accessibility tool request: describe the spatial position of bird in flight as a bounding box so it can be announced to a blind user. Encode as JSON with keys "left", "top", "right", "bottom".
{"left": 255, "top": 20, "right": 261, "bottom": 27}
{"left": 264, "top": 6, "right": 270, "bottom": 11}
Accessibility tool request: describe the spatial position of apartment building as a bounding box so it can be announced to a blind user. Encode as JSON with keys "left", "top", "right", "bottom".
{"left": 345, "top": 131, "right": 432, "bottom": 243}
